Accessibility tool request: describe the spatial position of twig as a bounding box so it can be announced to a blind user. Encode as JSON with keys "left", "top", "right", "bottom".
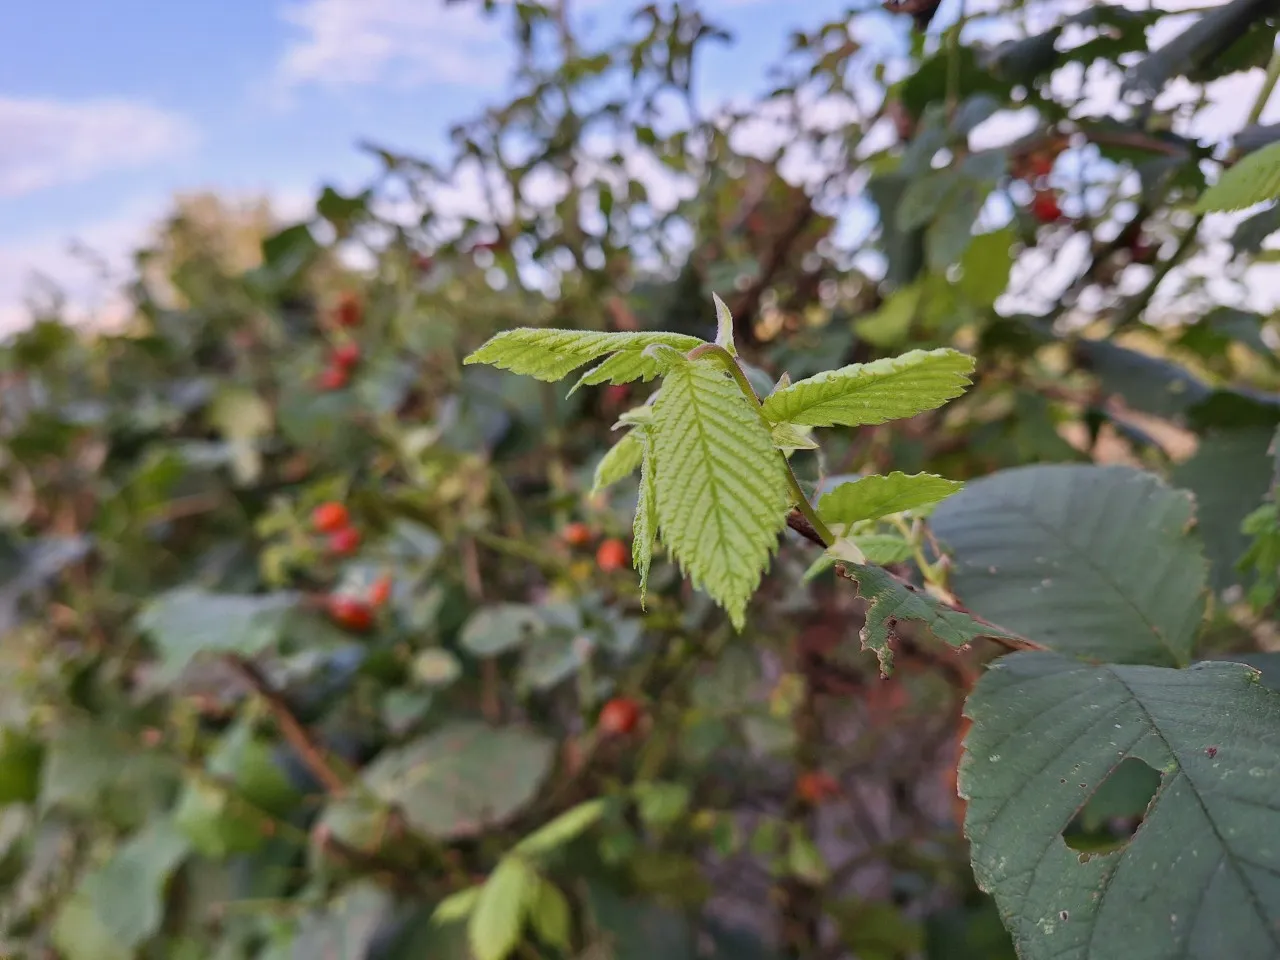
{"left": 223, "top": 654, "right": 349, "bottom": 794}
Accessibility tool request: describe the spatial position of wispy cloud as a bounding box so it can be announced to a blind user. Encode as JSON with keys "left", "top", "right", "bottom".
{"left": 276, "top": 0, "right": 509, "bottom": 90}
{"left": 0, "top": 97, "right": 197, "bottom": 199}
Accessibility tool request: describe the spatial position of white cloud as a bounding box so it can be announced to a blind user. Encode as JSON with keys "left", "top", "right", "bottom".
{"left": 0, "top": 97, "right": 196, "bottom": 199}
{"left": 277, "top": 0, "right": 509, "bottom": 89}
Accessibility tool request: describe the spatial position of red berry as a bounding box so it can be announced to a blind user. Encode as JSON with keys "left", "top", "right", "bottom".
{"left": 1031, "top": 190, "right": 1063, "bottom": 224}
{"left": 1027, "top": 152, "right": 1055, "bottom": 178}
{"left": 598, "top": 697, "right": 641, "bottom": 736}
{"left": 318, "top": 365, "right": 349, "bottom": 391}
{"left": 327, "top": 595, "right": 374, "bottom": 632}
{"left": 334, "top": 292, "right": 362, "bottom": 328}
{"left": 328, "top": 526, "right": 361, "bottom": 556}
{"left": 596, "top": 538, "right": 629, "bottom": 572}
{"left": 562, "top": 522, "right": 593, "bottom": 547}
{"left": 368, "top": 575, "right": 392, "bottom": 607}
{"left": 311, "top": 501, "right": 350, "bottom": 533}
{"left": 796, "top": 770, "right": 841, "bottom": 805}
{"left": 332, "top": 342, "right": 360, "bottom": 368}
{"left": 1131, "top": 239, "right": 1157, "bottom": 264}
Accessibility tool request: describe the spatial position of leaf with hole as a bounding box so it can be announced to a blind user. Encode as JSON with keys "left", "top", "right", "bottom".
{"left": 961, "top": 652, "right": 1280, "bottom": 960}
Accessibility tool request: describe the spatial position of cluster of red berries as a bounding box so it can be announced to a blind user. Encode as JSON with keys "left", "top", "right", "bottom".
{"left": 312, "top": 501, "right": 361, "bottom": 557}
{"left": 325, "top": 574, "right": 392, "bottom": 633}
{"left": 318, "top": 293, "right": 363, "bottom": 391}
{"left": 561, "top": 523, "right": 630, "bottom": 573}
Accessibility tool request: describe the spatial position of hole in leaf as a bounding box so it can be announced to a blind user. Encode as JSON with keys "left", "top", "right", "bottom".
{"left": 1061, "top": 757, "right": 1162, "bottom": 857}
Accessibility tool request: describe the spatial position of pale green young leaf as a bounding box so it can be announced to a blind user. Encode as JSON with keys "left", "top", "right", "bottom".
{"left": 569, "top": 345, "right": 687, "bottom": 394}
{"left": 649, "top": 358, "right": 790, "bottom": 629}
{"left": 838, "top": 563, "right": 1022, "bottom": 674}
{"left": 713, "top": 293, "right": 737, "bottom": 356}
{"left": 818, "top": 472, "right": 963, "bottom": 529}
{"left": 469, "top": 856, "right": 538, "bottom": 960}
{"left": 1196, "top": 141, "right": 1280, "bottom": 213}
{"left": 770, "top": 421, "right": 818, "bottom": 452}
{"left": 592, "top": 430, "right": 644, "bottom": 493}
{"left": 760, "top": 349, "right": 974, "bottom": 427}
{"left": 515, "top": 799, "right": 607, "bottom": 858}
{"left": 432, "top": 886, "right": 482, "bottom": 924}
{"left": 633, "top": 433, "right": 658, "bottom": 604}
{"left": 850, "top": 534, "right": 914, "bottom": 565}
{"left": 530, "top": 879, "right": 572, "bottom": 950}
{"left": 464, "top": 329, "right": 703, "bottom": 382}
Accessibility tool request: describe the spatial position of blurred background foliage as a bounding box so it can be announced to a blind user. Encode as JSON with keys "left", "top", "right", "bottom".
{"left": 0, "top": 0, "right": 1278, "bottom": 957}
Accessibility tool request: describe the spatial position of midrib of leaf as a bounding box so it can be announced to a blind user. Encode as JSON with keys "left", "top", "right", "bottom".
{"left": 1102, "top": 671, "right": 1280, "bottom": 953}
{"left": 986, "top": 497, "right": 1183, "bottom": 663}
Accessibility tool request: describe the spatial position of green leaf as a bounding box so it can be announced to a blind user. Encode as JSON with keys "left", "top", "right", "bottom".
{"left": 432, "top": 886, "right": 482, "bottom": 924}
{"left": 52, "top": 890, "right": 132, "bottom": 960}
{"left": 206, "top": 385, "right": 272, "bottom": 485}
{"left": 458, "top": 603, "right": 543, "bottom": 657}
{"left": 818, "top": 472, "right": 963, "bottom": 529}
{"left": 571, "top": 347, "right": 687, "bottom": 393}
{"left": 770, "top": 421, "right": 818, "bottom": 452}
{"left": 0, "top": 727, "right": 43, "bottom": 804}
{"left": 469, "top": 856, "right": 538, "bottom": 960}
{"left": 464, "top": 329, "right": 702, "bottom": 383}
{"left": 712, "top": 293, "right": 737, "bottom": 356}
{"left": 960, "top": 227, "right": 1015, "bottom": 306}
{"left": 348, "top": 721, "right": 554, "bottom": 840}
{"left": 634, "top": 781, "right": 691, "bottom": 829}
{"left": 854, "top": 284, "right": 921, "bottom": 348}
{"left": 530, "top": 878, "right": 573, "bottom": 950}
{"left": 173, "top": 779, "right": 270, "bottom": 858}
{"left": 593, "top": 430, "right": 644, "bottom": 493}
{"left": 82, "top": 819, "right": 191, "bottom": 948}
{"left": 633, "top": 434, "right": 658, "bottom": 603}
{"left": 136, "top": 588, "right": 298, "bottom": 681}
{"left": 850, "top": 534, "right": 915, "bottom": 565}
{"left": 760, "top": 349, "right": 975, "bottom": 428}
{"left": 1197, "top": 142, "right": 1280, "bottom": 212}
{"left": 649, "top": 358, "right": 791, "bottom": 629}
{"left": 516, "top": 798, "right": 607, "bottom": 858}
{"left": 291, "top": 882, "right": 394, "bottom": 960}
{"left": 1171, "top": 428, "right": 1276, "bottom": 594}
{"left": 931, "top": 465, "right": 1207, "bottom": 666}
{"left": 207, "top": 721, "right": 300, "bottom": 815}
{"left": 413, "top": 648, "right": 462, "bottom": 687}
{"left": 786, "top": 827, "right": 829, "bottom": 884}
{"left": 839, "top": 563, "right": 1023, "bottom": 674}
{"left": 961, "top": 652, "right": 1280, "bottom": 960}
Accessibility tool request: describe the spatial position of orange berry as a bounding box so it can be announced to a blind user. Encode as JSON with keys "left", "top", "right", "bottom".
{"left": 332, "top": 342, "right": 360, "bottom": 368}
{"left": 1031, "top": 190, "right": 1063, "bottom": 224}
{"left": 596, "top": 538, "right": 629, "bottom": 572}
{"left": 598, "top": 697, "right": 642, "bottom": 736}
{"left": 334, "top": 292, "right": 362, "bottom": 328}
{"left": 562, "top": 522, "right": 593, "bottom": 547}
{"left": 311, "top": 501, "right": 350, "bottom": 533}
{"left": 327, "top": 595, "right": 374, "bottom": 632}
{"left": 318, "top": 365, "right": 349, "bottom": 390}
{"left": 368, "top": 575, "right": 392, "bottom": 607}
{"left": 328, "top": 526, "right": 361, "bottom": 556}
{"left": 796, "top": 770, "right": 841, "bottom": 805}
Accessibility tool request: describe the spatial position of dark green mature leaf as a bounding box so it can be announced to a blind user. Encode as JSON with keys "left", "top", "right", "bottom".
{"left": 350, "top": 721, "right": 554, "bottom": 840}
{"left": 1076, "top": 338, "right": 1212, "bottom": 418}
{"left": 838, "top": 564, "right": 1023, "bottom": 674}
{"left": 932, "top": 465, "right": 1207, "bottom": 666}
{"left": 137, "top": 589, "right": 299, "bottom": 681}
{"left": 961, "top": 652, "right": 1280, "bottom": 960}
{"left": 584, "top": 882, "right": 696, "bottom": 960}
{"left": 649, "top": 358, "right": 790, "bottom": 629}
{"left": 1124, "top": 0, "right": 1277, "bottom": 98}
{"left": 761, "top": 349, "right": 974, "bottom": 428}
{"left": 291, "top": 882, "right": 395, "bottom": 960}
{"left": 1173, "top": 429, "right": 1276, "bottom": 594}
{"left": 82, "top": 819, "right": 190, "bottom": 948}
{"left": 459, "top": 603, "right": 543, "bottom": 657}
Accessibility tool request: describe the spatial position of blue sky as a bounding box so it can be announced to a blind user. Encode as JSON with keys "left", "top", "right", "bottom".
{"left": 0, "top": 0, "right": 878, "bottom": 331}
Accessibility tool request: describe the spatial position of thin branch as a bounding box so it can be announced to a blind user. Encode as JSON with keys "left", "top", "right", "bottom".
{"left": 223, "top": 654, "right": 349, "bottom": 795}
